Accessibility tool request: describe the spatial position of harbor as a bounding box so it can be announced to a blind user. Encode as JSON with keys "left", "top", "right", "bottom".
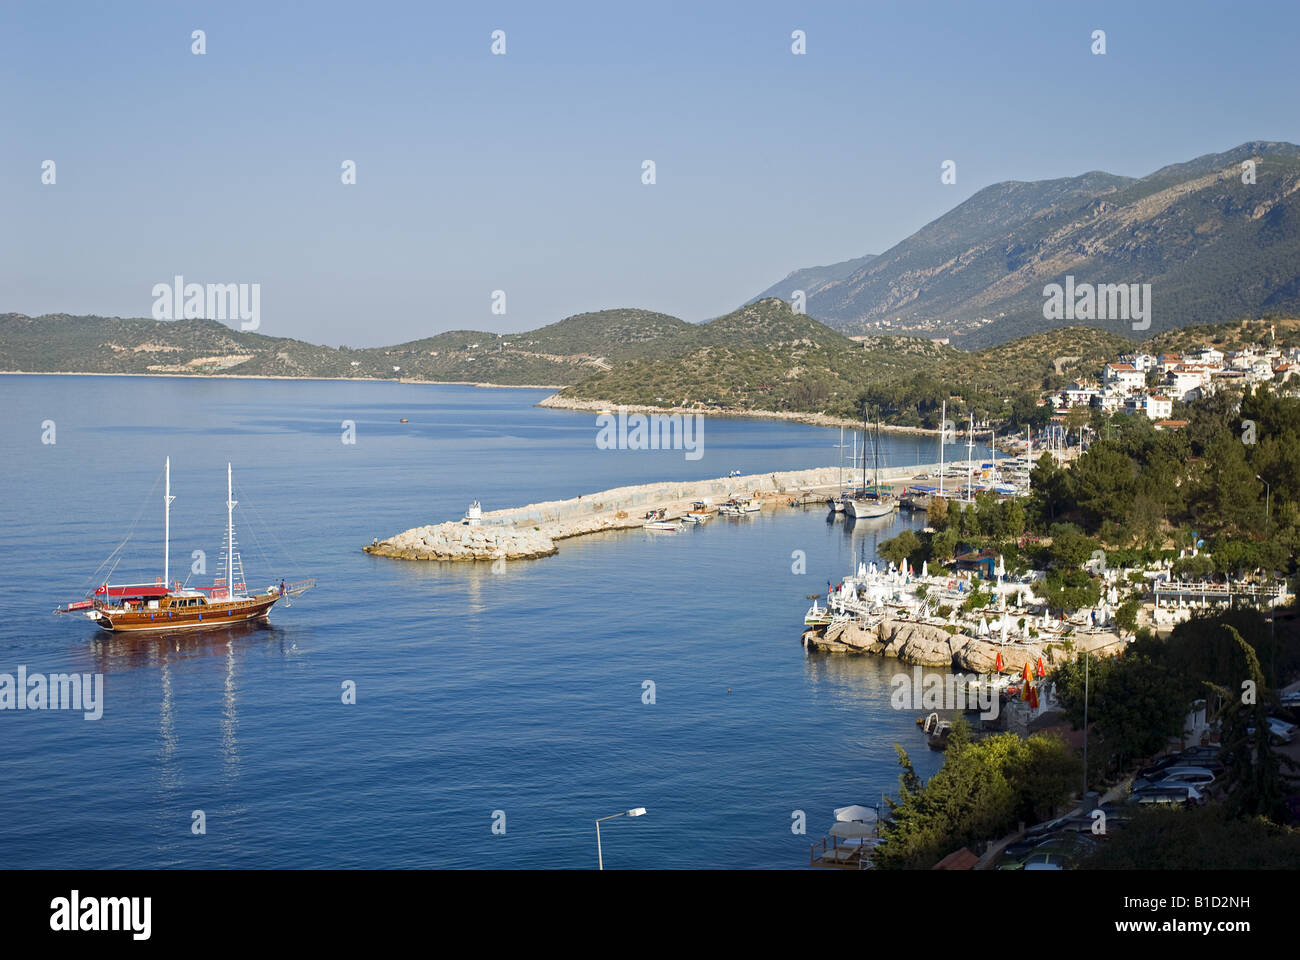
{"left": 363, "top": 459, "right": 996, "bottom": 562}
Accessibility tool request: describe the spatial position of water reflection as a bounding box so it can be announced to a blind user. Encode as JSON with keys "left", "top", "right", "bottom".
{"left": 157, "top": 658, "right": 181, "bottom": 795}
{"left": 221, "top": 638, "right": 240, "bottom": 782}
{"left": 88, "top": 621, "right": 287, "bottom": 673}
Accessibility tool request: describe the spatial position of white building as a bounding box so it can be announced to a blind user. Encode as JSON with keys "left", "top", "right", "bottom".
{"left": 1144, "top": 395, "right": 1173, "bottom": 420}
{"left": 1104, "top": 363, "right": 1146, "bottom": 393}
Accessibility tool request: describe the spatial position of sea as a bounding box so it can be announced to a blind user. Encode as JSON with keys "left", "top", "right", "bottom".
{"left": 0, "top": 374, "right": 992, "bottom": 869}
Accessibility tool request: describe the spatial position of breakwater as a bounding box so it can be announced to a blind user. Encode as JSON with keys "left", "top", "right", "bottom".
{"left": 364, "top": 462, "right": 958, "bottom": 562}
{"left": 801, "top": 617, "right": 1125, "bottom": 668}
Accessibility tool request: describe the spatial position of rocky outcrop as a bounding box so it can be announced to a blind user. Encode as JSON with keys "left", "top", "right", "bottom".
{"left": 805, "top": 619, "right": 965, "bottom": 665}
{"left": 364, "top": 523, "right": 556, "bottom": 562}
{"left": 884, "top": 621, "right": 964, "bottom": 667}
{"left": 954, "top": 639, "right": 1046, "bottom": 674}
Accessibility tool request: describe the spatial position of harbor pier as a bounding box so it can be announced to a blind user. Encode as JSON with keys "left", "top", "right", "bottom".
{"left": 364, "top": 461, "right": 969, "bottom": 562}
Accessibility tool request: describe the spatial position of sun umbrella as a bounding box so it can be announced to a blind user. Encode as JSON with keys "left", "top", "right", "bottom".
{"left": 921, "top": 560, "right": 929, "bottom": 578}
{"left": 995, "top": 651, "right": 1004, "bottom": 673}
{"left": 1036, "top": 656, "right": 1046, "bottom": 678}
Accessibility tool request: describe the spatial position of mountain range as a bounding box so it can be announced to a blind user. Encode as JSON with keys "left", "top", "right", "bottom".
{"left": 748, "top": 141, "right": 1300, "bottom": 348}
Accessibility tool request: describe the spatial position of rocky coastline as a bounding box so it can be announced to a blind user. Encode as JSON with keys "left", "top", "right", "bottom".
{"left": 801, "top": 618, "right": 1124, "bottom": 669}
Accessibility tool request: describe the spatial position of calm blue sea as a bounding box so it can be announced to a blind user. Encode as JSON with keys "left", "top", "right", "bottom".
{"left": 0, "top": 375, "right": 989, "bottom": 869}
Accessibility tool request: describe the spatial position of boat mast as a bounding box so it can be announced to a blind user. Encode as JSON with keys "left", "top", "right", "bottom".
{"left": 938, "top": 400, "right": 945, "bottom": 498}
{"left": 861, "top": 403, "right": 868, "bottom": 495}
{"left": 966, "top": 413, "right": 974, "bottom": 503}
{"left": 874, "top": 418, "right": 882, "bottom": 492}
{"left": 226, "top": 462, "right": 237, "bottom": 598}
{"left": 164, "top": 456, "right": 175, "bottom": 588}
{"left": 1026, "top": 426, "right": 1032, "bottom": 497}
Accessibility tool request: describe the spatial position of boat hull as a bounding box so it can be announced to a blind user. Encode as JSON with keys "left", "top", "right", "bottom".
{"left": 90, "top": 595, "right": 280, "bottom": 633}
{"left": 845, "top": 498, "right": 895, "bottom": 519}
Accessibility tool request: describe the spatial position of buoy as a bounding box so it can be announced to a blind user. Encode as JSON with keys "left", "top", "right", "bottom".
{"left": 400, "top": 418, "right": 409, "bottom": 423}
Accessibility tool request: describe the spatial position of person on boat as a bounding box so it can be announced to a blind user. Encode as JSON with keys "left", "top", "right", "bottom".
{"left": 280, "top": 579, "right": 286, "bottom": 597}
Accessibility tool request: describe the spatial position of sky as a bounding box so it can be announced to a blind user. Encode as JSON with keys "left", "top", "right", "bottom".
{"left": 3, "top": 0, "right": 1299, "bottom": 346}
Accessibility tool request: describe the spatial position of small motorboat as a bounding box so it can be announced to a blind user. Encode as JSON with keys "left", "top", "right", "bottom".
{"left": 643, "top": 508, "right": 680, "bottom": 531}
{"left": 682, "top": 501, "right": 713, "bottom": 523}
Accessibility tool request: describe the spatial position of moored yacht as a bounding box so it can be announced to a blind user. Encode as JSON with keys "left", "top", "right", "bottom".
{"left": 57, "top": 458, "right": 313, "bottom": 633}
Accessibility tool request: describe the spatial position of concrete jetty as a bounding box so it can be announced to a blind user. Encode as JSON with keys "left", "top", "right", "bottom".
{"left": 364, "top": 461, "right": 964, "bottom": 562}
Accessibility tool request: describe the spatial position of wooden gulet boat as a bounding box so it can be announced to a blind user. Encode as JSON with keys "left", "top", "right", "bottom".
{"left": 57, "top": 458, "right": 314, "bottom": 633}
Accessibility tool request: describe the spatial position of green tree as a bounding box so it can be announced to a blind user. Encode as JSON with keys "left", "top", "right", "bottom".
{"left": 879, "top": 528, "right": 921, "bottom": 567}
{"left": 1203, "top": 626, "right": 1300, "bottom": 821}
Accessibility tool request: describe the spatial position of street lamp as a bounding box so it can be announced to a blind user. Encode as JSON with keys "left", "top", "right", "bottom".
{"left": 1256, "top": 475, "right": 1271, "bottom": 524}
{"left": 595, "top": 807, "right": 646, "bottom": 870}
{"left": 1081, "top": 652, "right": 1090, "bottom": 802}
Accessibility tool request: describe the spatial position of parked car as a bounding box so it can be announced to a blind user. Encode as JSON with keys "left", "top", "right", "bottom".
{"left": 1136, "top": 753, "right": 1217, "bottom": 780}
{"left": 1127, "top": 783, "right": 1204, "bottom": 806}
{"left": 1137, "top": 755, "right": 1185, "bottom": 779}
{"left": 1022, "top": 853, "right": 1066, "bottom": 870}
{"left": 1246, "top": 717, "right": 1296, "bottom": 744}
{"left": 999, "top": 832, "right": 1096, "bottom": 869}
{"left": 1174, "top": 746, "right": 1223, "bottom": 763}
{"left": 1132, "top": 767, "right": 1217, "bottom": 792}
{"left": 1002, "top": 815, "right": 1078, "bottom": 858}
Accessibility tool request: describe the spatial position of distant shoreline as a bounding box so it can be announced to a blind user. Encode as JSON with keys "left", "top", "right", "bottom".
{"left": 537, "top": 393, "right": 948, "bottom": 435}
{"left": 0, "top": 370, "right": 564, "bottom": 390}
{"left": 0, "top": 369, "right": 1010, "bottom": 442}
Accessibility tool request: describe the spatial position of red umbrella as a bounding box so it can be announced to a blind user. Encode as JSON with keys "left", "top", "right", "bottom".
{"left": 1036, "top": 657, "right": 1046, "bottom": 678}
{"left": 1021, "top": 662, "right": 1032, "bottom": 685}
{"left": 995, "top": 651, "right": 1004, "bottom": 673}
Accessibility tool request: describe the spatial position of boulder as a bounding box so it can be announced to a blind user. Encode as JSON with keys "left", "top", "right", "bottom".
{"left": 954, "top": 639, "right": 1045, "bottom": 675}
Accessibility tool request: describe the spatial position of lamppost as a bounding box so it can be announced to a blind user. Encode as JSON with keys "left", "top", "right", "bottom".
{"left": 1081, "top": 652, "right": 1090, "bottom": 802}
{"left": 1256, "top": 475, "right": 1271, "bottom": 524}
{"left": 596, "top": 807, "right": 646, "bottom": 869}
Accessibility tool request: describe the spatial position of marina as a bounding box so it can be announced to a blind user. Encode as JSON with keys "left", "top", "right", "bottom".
{"left": 364, "top": 451, "right": 1014, "bottom": 563}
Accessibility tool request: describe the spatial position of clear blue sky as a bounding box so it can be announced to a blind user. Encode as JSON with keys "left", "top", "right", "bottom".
{"left": 3, "top": 0, "right": 1297, "bottom": 346}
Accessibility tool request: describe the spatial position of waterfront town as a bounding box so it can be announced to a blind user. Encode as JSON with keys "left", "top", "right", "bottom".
{"left": 798, "top": 330, "right": 1300, "bottom": 869}
{"left": 1045, "top": 335, "right": 1300, "bottom": 429}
